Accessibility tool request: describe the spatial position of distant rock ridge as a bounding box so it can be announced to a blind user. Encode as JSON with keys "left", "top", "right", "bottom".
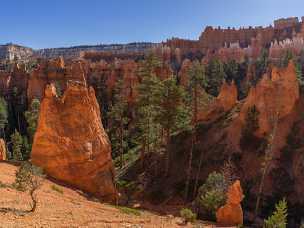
{"left": 34, "top": 42, "right": 160, "bottom": 59}
{"left": 0, "top": 44, "right": 33, "bottom": 61}
{"left": 1, "top": 16, "right": 304, "bottom": 62}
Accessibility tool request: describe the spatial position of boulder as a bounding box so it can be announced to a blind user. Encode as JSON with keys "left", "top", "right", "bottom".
{"left": 216, "top": 180, "right": 244, "bottom": 226}
{"left": 31, "top": 83, "right": 117, "bottom": 202}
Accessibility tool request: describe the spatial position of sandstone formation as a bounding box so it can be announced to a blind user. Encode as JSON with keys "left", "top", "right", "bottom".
{"left": 274, "top": 17, "right": 299, "bottom": 30}
{"left": 199, "top": 16, "right": 302, "bottom": 53}
{"left": 27, "top": 58, "right": 66, "bottom": 102}
{"left": 35, "top": 42, "right": 157, "bottom": 59}
{"left": 0, "top": 43, "right": 33, "bottom": 61}
{"left": 31, "top": 83, "right": 117, "bottom": 201}
{"left": 216, "top": 180, "right": 244, "bottom": 226}
{"left": 1, "top": 16, "right": 303, "bottom": 65}
{"left": 151, "top": 62, "right": 303, "bottom": 224}
{"left": 165, "top": 38, "right": 200, "bottom": 57}
{"left": 269, "top": 37, "right": 304, "bottom": 62}
{"left": 199, "top": 25, "right": 275, "bottom": 51}
{"left": 199, "top": 81, "right": 238, "bottom": 122}
{"left": 9, "top": 63, "right": 29, "bottom": 94}
{"left": 0, "top": 139, "right": 6, "bottom": 161}
{"left": 239, "top": 61, "right": 299, "bottom": 136}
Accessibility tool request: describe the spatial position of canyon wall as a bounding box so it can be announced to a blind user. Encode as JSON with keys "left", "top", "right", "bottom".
{"left": 150, "top": 62, "right": 304, "bottom": 223}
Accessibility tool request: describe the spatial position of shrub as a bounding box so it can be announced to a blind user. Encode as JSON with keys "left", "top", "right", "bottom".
{"left": 11, "top": 130, "right": 24, "bottom": 161}
{"left": 196, "top": 172, "right": 226, "bottom": 219}
{"left": 199, "top": 189, "right": 226, "bottom": 214}
{"left": 180, "top": 208, "right": 197, "bottom": 223}
{"left": 115, "top": 206, "right": 141, "bottom": 216}
{"left": 14, "top": 162, "right": 33, "bottom": 191}
{"left": 51, "top": 185, "right": 63, "bottom": 194}
{"left": 264, "top": 199, "right": 288, "bottom": 228}
{"left": 0, "top": 181, "right": 9, "bottom": 188}
{"left": 13, "top": 162, "right": 44, "bottom": 212}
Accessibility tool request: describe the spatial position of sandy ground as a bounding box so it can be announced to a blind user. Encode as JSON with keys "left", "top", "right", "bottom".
{"left": 0, "top": 162, "right": 216, "bottom": 228}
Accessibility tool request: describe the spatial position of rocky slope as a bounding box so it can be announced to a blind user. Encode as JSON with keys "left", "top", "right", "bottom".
{"left": 142, "top": 62, "right": 304, "bottom": 225}
{"left": 0, "top": 162, "right": 208, "bottom": 228}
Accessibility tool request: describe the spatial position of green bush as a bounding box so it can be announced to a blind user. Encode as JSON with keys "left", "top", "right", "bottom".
{"left": 264, "top": 199, "right": 288, "bottom": 228}
{"left": 199, "top": 189, "right": 226, "bottom": 214}
{"left": 14, "top": 162, "right": 33, "bottom": 191}
{"left": 115, "top": 206, "right": 141, "bottom": 216}
{"left": 196, "top": 172, "right": 226, "bottom": 219}
{"left": 180, "top": 208, "right": 197, "bottom": 223}
{"left": 51, "top": 185, "right": 64, "bottom": 194}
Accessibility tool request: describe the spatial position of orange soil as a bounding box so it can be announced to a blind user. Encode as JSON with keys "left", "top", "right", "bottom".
{"left": 0, "top": 162, "right": 214, "bottom": 228}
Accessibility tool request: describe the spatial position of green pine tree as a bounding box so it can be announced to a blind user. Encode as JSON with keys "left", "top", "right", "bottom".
{"left": 0, "top": 97, "right": 8, "bottom": 138}
{"left": 255, "top": 48, "right": 269, "bottom": 84}
{"left": 264, "top": 199, "right": 288, "bottom": 228}
{"left": 185, "top": 60, "right": 208, "bottom": 199}
{"left": 135, "top": 53, "right": 162, "bottom": 167}
{"left": 25, "top": 98, "right": 40, "bottom": 143}
{"left": 11, "top": 130, "right": 23, "bottom": 161}
{"left": 280, "top": 50, "right": 294, "bottom": 68}
{"left": 154, "top": 77, "right": 190, "bottom": 175}
{"left": 206, "top": 59, "right": 226, "bottom": 96}
{"left": 224, "top": 60, "right": 239, "bottom": 82}
{"left": 108, "top": 78, "right": 130, "bottom": 168}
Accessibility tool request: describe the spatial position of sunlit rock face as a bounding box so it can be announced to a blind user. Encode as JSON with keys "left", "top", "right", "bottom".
{"left": 27, "top": 57, "right": 66, "bottom": 103}
{"left": 216, "top": 180, "right": 244, "bottom": 226}
{"left": 238, "top": 61, "right": 299, "bottom": 137}
{"left": 199, "top": 81, "right": 238, "bottom": 122}
{"left": 0, "top": 139, "right": 6, "bottom": 161}
{"left": 31, "top": 83, "right": 117, "bottom": 202}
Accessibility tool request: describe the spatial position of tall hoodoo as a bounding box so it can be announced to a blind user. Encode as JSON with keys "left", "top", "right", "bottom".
{"left": 31, "top": 83, "right": 117, "bottom": 202}
{"left": 0, "top": 139, "right": 6, "bottom": 161}
{"left": 216, "top": 180, "right": 244, "bottom": 226}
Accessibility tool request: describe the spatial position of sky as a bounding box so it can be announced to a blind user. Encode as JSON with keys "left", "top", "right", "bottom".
{"left": 1, "top": 0, "right": 304, "bottom": 49}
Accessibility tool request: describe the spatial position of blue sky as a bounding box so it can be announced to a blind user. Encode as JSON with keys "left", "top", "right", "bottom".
{"left": 1, "top": 0, "right": 304, "bottom": 49}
